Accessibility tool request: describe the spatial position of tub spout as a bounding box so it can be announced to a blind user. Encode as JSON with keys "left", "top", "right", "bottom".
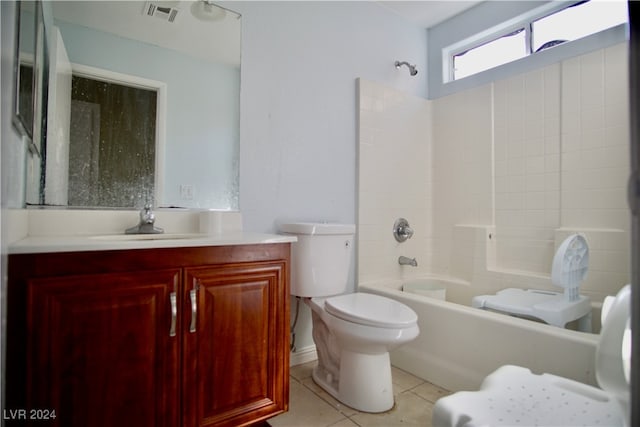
{"left": 398, "top": 256, "right": 417, "bottom": 267}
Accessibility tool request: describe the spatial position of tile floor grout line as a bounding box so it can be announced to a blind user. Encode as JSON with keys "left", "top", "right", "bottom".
{"left": 271, "top": 362, "right": 448, "bottom": 427}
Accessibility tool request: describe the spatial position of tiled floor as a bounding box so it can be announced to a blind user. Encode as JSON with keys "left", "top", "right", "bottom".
{"left": 269, "top": 362, "right": 451, "bottom": 427}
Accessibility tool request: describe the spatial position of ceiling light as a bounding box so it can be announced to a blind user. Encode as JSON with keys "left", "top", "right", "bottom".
{"left": 190, "top": 0, "right": 226, "bottom": 22}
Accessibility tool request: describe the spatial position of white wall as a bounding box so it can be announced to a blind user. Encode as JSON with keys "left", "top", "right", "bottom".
{"left": 231, "top": 1, "right": 427, "bottom": 233}
{"left": 226, "top": 1, "right": 428, "bottom": 352}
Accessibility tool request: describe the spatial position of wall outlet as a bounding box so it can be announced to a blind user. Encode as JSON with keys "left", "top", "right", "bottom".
{"left": 180, "top": 184, "right": 194, "bottom": 200}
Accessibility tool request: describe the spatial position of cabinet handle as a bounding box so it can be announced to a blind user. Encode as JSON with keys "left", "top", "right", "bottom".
{"left": 189, "top": 288, "right": 197, "bottom": 333}
{"left": 169, "top": 292, "right": 177, "bottom": 337}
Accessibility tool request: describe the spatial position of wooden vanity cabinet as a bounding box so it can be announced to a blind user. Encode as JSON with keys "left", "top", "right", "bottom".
{"left": 18, "top": 269, "right": 181, "bottom": 427}
{"left": 183, "top": 263, "right": 289, "bottom": 427}
{"left": 6, "top": 244, "right": 290, "bottom": 427}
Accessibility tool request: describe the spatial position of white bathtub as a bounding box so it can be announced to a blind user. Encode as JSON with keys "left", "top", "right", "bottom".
{"left": 359, "top": 277, "right": 600, "bottom": 392}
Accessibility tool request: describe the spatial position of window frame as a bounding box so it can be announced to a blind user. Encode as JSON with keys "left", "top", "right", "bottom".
{"left": 443, "top": 0, "right": 626, "bottom": 83}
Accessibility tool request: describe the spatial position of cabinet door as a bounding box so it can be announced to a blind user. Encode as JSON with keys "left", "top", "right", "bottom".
{"left": 183, "top": 261, "right": 289, "bottom": 427}
{"left": 26, "top": 269, "right": 181, "bottom": 427}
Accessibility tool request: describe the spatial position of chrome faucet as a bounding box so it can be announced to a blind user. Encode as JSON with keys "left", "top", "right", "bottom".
{"left": 125, "top": 204, "right": 164, "bottom": 234}
{"left": 398, "top": 256, "right": 418, "bottom": 267}
{"left": 393, "top": 218, "right": 414, "bottom": 242}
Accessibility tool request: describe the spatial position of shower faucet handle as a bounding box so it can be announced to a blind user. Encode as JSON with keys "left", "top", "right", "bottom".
{"left": 393, "top": 218, "right": 414, "bottom": 242}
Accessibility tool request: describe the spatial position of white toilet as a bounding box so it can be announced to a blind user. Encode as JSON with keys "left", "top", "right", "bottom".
{"left": 281, "top": 222, "right": 419, "bottom": 413}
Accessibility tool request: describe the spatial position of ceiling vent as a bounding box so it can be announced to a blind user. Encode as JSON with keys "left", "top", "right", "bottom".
{"left": 143, "top": 2, "right": 180, "bottom": 23}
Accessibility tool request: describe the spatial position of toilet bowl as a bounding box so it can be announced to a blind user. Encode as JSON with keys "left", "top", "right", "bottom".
{"left": 307, "top": 293, "right": 419, "bottom": 413}
{"left": 280, "top": 222, "right": 420, "bottom": 413}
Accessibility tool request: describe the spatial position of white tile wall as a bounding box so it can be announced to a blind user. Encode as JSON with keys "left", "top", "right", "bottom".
{"left": 493, "top": 63, "right": 563, "bottom": 274}
{"left": 431, "top": 84, "right": 493, "bottom": 275}
{"left": 357, "top": 79, "right": 432, "bottom": 283}
{"left": 561, "top": 43, "right": 630, "bottom": 233}
{"left": 357, "top": 42, "right": 630, "bottom": 303}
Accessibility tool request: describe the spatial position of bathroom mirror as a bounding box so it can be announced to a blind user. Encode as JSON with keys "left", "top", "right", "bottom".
{"left": 31, "top": 1, "right": 241, "bottom": 209}
{"left": 11, "top": 1, "right": 42, "bottom": 155}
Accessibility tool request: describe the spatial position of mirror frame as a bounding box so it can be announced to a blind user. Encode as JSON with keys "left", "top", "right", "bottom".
{"left": 11, "top": 0, "right": 41, "bottom": 155}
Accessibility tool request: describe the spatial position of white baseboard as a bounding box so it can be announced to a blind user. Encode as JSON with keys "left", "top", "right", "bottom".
{"left": 290, "top": 345, "right": 317, "bottom": 366}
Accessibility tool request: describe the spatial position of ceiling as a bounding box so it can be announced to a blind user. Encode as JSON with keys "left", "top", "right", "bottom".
{"left": 378, "top": 1, "right": 483, "bottom": 29}
{"left": 50, "top": 1, "right": 483, "bottom": 66}
{"left": 51, "top": 1, "right": 241, "bottom": 65}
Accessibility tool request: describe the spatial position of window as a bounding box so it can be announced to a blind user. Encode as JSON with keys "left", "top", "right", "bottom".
{"left": 446, "top": 0, "right": 628, "bottom": 82}
{"left": 532, "top": 1, "right": 627, "bottom": 52}
{"left": 453, "top": 29, "right": 527, "bottom": 80}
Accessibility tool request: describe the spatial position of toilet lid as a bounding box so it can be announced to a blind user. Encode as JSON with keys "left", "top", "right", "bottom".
{"left": 324, "top": 293, "right": 417, "bottom": 329}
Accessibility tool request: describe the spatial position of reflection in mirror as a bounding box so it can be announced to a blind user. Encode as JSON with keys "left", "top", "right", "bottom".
{"left": 12, "top": 1, "right": 40, "bottom": 154}
{"left": 13, "top": 2, "right": 35, "bottom": 138}
{"left": 35, "top": 1, "right": 241, "bottom": 210}
{"left": 68, "top": 75, "right": 157, "bottom": 207}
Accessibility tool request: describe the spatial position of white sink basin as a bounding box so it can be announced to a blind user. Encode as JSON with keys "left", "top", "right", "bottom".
{"left": 90, "top": 233, "right": 208, "bottom": 241}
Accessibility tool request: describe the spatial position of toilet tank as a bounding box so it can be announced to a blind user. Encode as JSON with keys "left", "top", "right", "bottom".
{"left": 280, "top": 223, "right": 355, "bottom": 297}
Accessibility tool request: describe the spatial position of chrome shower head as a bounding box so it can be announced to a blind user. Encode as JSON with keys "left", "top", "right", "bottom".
{"left": 395, "top": 60, "right": 418, "bottom": 76}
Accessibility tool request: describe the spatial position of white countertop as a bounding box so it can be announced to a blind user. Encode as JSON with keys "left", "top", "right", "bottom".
{"left": 9, "top": 232, "right": 296, "bottom": 254}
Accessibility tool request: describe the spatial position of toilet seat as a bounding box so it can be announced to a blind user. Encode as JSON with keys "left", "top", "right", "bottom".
{"left": 324, "top": 293, "right": 417, "bottom": 329}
